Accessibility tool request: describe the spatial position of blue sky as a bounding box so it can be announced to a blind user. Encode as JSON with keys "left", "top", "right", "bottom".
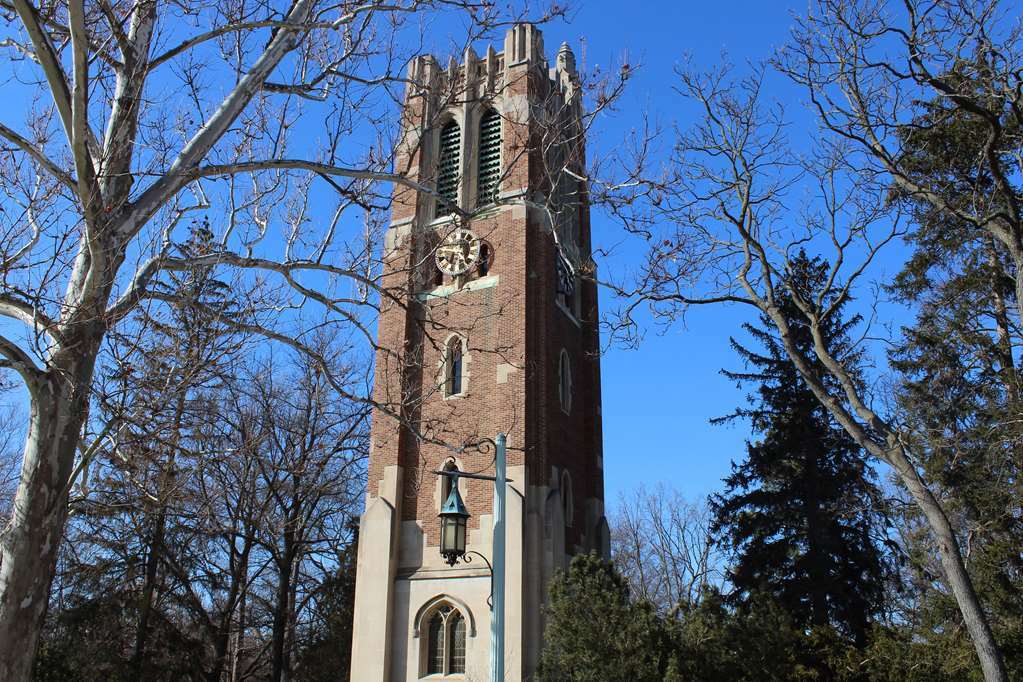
{"left": 366, "top": 0, "right": 841, "bottom": 508}
{"left": 417, "top": 0, "right": 920, "bottom": 510}
{"left": 534, "top": 1, "right": 813, "bottom": 505}
{"left": 0, "top": 1, "right": 894, "bottom": 511}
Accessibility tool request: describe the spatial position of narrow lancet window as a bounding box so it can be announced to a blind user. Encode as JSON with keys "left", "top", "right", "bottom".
{"left": 477, "top": 109, "right": 502, "bottom": 206}
{"left": 478, "top": 243, "right": 490, "bottom": 277}
{"left": 436, "top": 120, "right": 461, "bottom": 217}
{"left": 449, "top": 612, "right": 466, "bottom": 673}
{"left": 559, "top": 349, "right": 572, "bottom": 414}
{"left": 446, "top": 339, "right": 464, "bottom": 396}
{"left": 427, "top": 611, "right": 445, "bottom": 674}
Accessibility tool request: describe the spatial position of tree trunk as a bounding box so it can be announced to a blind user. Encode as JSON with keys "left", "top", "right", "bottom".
{"left": 231, "top": 578, "right": 248, "bottom": 682}
{"left": 271, "top": 537, "right": 296, "bottom": 682}
{"left": 1012, "top": 251, "right": 1023, "bottom": 345}
{"left": 768, "top": 306, "right": 1009, "bottom": 682}
{"left": 802, "top": 430, "right": 829, "bottom": 632}
{"left": 887, "top": 449, "right": 1007, "bottom": 682}
{"left": 0, "top": 348, "right": 99, "bottom": 680}
{"left": 986, "top": 238, "right": 1017, "bottom": 399}
{"left": 207, "top": 534, "right": 252, "bottom": 682}
{"left": 130, "top": 513, "right": 167, "bottom": 681}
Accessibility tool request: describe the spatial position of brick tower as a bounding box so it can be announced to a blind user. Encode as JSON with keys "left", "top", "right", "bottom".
{"left": 349, "top": 24, "right": 607, "bottom": 681}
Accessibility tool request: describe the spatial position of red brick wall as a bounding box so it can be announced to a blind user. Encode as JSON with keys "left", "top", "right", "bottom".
{"left": 366, "top": 47, "right": 603, "bottom": 552}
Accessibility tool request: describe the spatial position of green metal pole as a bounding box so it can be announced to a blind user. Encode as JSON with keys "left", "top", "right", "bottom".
{"left": 491, "top": 433, "right": 506, "bottom": 682}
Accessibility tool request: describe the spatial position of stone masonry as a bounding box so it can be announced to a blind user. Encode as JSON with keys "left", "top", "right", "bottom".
{"left": 349, "top": 24, "right": 607, "bottom": 682}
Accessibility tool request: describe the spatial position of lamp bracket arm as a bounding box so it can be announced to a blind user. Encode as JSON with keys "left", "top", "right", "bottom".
{"left": 432, "top": 469, "right": 512, "bottom": 483}
{"left": 464, "top": 550, "right": 495, "bottom": 610}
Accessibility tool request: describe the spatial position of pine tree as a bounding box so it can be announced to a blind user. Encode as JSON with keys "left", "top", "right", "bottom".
{"left": 539, "top": 554, "right": 674, "bottom": 682}
{"left": 111, "top": 219, "right": 243, "bottom": 679}
{"left": 710, "top": 252, "right": 896, "bottom": 647}
{"left": 886, "top": 66, "right": 1023, "bottom": 675}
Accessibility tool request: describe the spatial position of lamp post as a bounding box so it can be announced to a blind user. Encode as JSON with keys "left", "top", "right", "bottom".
{"left": 434, "top": 433, "right": 507, "bottom": 682}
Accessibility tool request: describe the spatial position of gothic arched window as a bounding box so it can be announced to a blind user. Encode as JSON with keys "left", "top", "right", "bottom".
{"left": 422, "top": 604, "right": 467, "bottom": 676}
{"left": 449, "top": 612, "right": 466, "bottom": 673}
{"left": 445, "top": 337, "right": 464, "bottom": 397}
{"left": 477, "top": 109, "right": 502, "bottom": 206}
{"left": 436, "top": 120, "right": 461, "bottom": 217}
{"left": 433, "top": 260, "right": 445, "bottom": 287}
{"left": 558, "top": 349, "right": 572, "bottom": 414}
{"left": 426, "top": 611, "right": 445, "bottom": 674}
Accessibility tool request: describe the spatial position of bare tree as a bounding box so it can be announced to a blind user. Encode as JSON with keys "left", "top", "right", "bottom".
{"left": 610, "top": 485, "right": 721, "bottom": 615}
{"left": 0, "top": 0, "right": 578, "bottom": 676}
{"left": 244, "top": 350, "right": 368, "bottom": 682}
{"left": 0, "top": 379, "right": 23, "bottom": 522}
{"left": 600, "top": 2, "right": 1023, "bottom": 678}
{"left": 779, "top": 0, "right": 1023, "bottom": 323}
{"left": 609, "top": 55, "right": 1010, "bottom": 680}
{"left": 44, "top": 340, "right": 368, "bottom": 680}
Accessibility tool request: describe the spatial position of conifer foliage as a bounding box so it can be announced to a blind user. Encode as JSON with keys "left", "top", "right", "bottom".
{"left": 540, "top": 549, "right": 888, "bottom": 682}
{"left": 885, "top": 71, "right": 1023, "bottom": 676}
{"left": 539, "top": 554, "right": 679, "bottom": 682}
{"left": 710, "top": 252, "right": 896, "bottom": 645}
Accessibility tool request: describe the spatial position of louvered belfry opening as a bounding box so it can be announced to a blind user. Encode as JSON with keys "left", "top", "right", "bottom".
{"left": 476, "top": 109, "right": 502, "bottom": 206}
{"left": 435, "top": 120, "right": 461, "bottom": 217}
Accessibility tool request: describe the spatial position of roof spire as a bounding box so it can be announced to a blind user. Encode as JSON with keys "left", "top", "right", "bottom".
{"left": 557, "top": 40, "right": 576, "bottom": 77}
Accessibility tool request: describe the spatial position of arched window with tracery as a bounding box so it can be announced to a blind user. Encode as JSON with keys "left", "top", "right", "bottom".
{"left": 436, "top": 120, "right": 461, "bottom": 217}
{"left": 423, "top": 604, "right": 467, "bottom": 676}
{"left": 426, "top": 611, "right": 445, "bottom": 674}
{"left": 449, "top": 612, "right": 466, "bottom": 673}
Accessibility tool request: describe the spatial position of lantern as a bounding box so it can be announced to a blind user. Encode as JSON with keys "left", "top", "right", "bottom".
{"left": 439, "top": 473, "right": 470, "bottom": 566}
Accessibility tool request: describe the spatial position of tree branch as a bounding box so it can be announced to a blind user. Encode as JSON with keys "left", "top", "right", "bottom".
{"left": 10, "top": 0, "right": 75, "bottom": 152}
{"left": 0, "top": 295, "right": 56, "bottom": 337}
{"left": 67, "top": 0, "right": 102, "bottom": 225}
{"left": 106, "top": 251, "right": 400, "bottom": 323}
{"left": 122, "top": 0, "right": 320, "bottom": 240}
{"left": 0, "top": 331, "right": 43, "bottom": 393}
{"left": 0, "top": 122, "right": 75, "bottom": 188}
{"left": 189, "top": 160, "right": 463, "bottom": 217}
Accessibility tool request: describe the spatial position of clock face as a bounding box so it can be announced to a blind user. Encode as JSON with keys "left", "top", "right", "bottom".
{"left": 435, "top": 228, "right": 482, "bottom": 276}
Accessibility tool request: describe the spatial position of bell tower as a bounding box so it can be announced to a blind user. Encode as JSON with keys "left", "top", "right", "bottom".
{"left": 349, "top": 24, "right": 607, "bottom": 681}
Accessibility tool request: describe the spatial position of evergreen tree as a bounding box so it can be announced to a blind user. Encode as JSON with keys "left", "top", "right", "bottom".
{"left": 885, "top": 67, "right": 1023, "bottom": 676}
{"left": 673, "top": 588, "right": 855, "bottom": 682}
{"left": 711, "top": 252, "right": 896, "bottom": 646}
{"left": 546, "top": 552, "right": 895, "bottom": 681}
{"left": 539, "top": 553, "right": 677, "bottom": 682}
